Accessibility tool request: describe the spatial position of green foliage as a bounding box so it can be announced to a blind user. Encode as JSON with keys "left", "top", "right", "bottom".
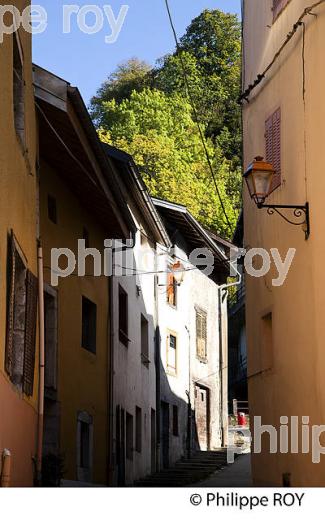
{"left": 90, "top": 9, "right": 242, "bottom": 239}
{"left": 90, "top": 58, "right": 153, "bottom": 123}
{"left": 155, "top": 9, "right": 242, "bottom": 165}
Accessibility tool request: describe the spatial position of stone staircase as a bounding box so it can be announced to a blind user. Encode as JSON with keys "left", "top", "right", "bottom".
{"left": 134, "top": 449, "right": 228, "bottom": 487}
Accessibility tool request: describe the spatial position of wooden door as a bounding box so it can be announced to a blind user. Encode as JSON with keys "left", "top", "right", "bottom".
{"left": 194, "top": 385, "right": 209, "bottom": 451}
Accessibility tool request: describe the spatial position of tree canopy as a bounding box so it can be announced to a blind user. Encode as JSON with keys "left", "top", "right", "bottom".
{"left": 90, "top": 9, "right": 242, "bottom": 239}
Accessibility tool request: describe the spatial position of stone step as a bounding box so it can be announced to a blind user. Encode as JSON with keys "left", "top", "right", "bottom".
{"left": 134, "top": 450, "right": 228, "bottom": 487}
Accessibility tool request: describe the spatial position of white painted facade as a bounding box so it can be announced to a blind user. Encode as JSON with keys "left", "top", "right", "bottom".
{"left": 111, "top": 212, "right": 159, "bottom": 485}
{"left": 156, "top": 241, "right": 228, "bottom": 468}
{"left": 107, "top": 147, "right": 230, "bottom": 484}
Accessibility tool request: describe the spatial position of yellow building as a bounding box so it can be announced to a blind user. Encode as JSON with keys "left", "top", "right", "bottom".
{"left": 34, "top": 65, "right": 134, "bottom": 485}
{"left": 0, "top": 1, "right": 39, "bottom": 487}
{"left": 242, "top": 0, "right": 325, "bottom": 486}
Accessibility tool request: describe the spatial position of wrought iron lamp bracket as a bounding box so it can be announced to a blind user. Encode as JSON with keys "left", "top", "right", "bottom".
{"left": 257, "top": 202, "right": 310, "bottom": 240}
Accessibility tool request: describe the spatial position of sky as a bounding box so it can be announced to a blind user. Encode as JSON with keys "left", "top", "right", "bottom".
{"left": 32, "top": 0, "right": 241, "bottom": 105}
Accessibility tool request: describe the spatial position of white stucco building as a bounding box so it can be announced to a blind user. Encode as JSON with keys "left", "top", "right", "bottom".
{"left": 104, "top": 146, "right": 231, "bottom": 484}
{"left": 153, "top": 199, "right": 230, "bottom": 469}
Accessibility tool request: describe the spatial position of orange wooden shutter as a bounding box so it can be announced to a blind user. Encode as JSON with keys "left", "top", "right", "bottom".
{"left": 273, "top": 0, "right": 290, "bottom": 19}
{"left": 265, "top": 108, "right": 281, "bottom": 193}
{"left": 167, "top": 273, "right": 175, "bottom": 306}
{"left": 5, "top": 233, "right": 16, "bottom": 377}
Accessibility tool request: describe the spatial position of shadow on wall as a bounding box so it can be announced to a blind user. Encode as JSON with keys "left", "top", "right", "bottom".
{"left": 156, "top": 326, "right": 201, "bottom": 473}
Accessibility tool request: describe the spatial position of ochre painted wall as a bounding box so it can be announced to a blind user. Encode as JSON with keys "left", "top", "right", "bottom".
{"left": 40, "top": 160, "right": 110, "bottom": 485}
{"left": 0, "top": 0, "right": 39, "bottom": 486}
{"left": 243, "top": 0, "right": 325, "bottom": 486}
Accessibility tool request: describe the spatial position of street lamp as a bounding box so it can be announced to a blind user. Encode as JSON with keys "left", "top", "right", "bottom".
{"left": 171, "top": 260, "right": 185, "bottom": 285}
{"left": 243, "top": 157, "right": 310, "bottom": 240}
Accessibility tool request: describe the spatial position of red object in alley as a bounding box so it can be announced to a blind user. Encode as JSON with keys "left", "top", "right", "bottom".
{"left": 238, "top": 412, "right": 247, "bottom": 426}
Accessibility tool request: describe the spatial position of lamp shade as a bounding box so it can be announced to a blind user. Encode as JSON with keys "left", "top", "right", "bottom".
{"left": 171, "top": 261, "right": 185, "bottom": 285}
{"left": 244, "top": 157, "right": 275, "bottom": 206}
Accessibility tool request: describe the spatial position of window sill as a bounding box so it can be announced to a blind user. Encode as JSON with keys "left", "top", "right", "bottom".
{"left": 197, "top": 356, "right": 208, "bottom": 364}
{"left": 119, "top": 329, "right": 131, "bottom": 347}
{"left": 141, "top": 353, "right": 150, "bottom": 367}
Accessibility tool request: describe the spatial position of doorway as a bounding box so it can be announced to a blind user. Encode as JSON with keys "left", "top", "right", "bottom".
{"left": 161, "top": 401, "right": 169, "bottom": 468}
{"left": 151, "top": 409, "right": 156, "bottom": 474}
{"left": 194, "top": 384, "right": 210, "bottom": 451}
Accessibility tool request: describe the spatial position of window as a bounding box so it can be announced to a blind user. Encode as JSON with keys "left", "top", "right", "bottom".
{"left": 77, "top": 411, "right": 93, "bottom": 482}
{"left": 81, "top": 297, "right": 97, "bottom": 354}
{"left": 44, "top": 287, "right": 58, "bottom": 391}
{"left": 167, "top": 332, "right": 177, "bottom": 375}
{"left": 5, "top": 233, "right": 38, "bottom": 395}
{"left": 126, "top": 412, "right": 134, "bottom": 461}
{"left": 265, "top": 108, "right": 281, "bottom": 192}
{"left": 261, "top": 312, "right": 273, "bottom": 371}
{"left": 196, "top": 308, "right": 207, "bottom": 361}
{"left": 172, "top": 405, "right": 179, "bottom": 437}
{"left": 141, "top": 314, "right": 149, "bottom": 365}
{"left": 83, "top": 227, "right": 90, "bottom": 248}
{"left": 167, "top": 271, "right": 177, "bottom": 307}
{"left": 135, "top": 406, "right": 142, "bottom": 453}
{"left": 13, "top": 31, "right": 25, "bottom": 144}
{"left": 273, "top": 0, "right": 290, "bottom": 20}
{"left": 48, "top": 195, "right": 57, "bottom": 224}
{"left": 80, "top": 421, "right": 90, "bottom": 469}
{"left": 119, "top": 285, "right": 129, "bottom": 346}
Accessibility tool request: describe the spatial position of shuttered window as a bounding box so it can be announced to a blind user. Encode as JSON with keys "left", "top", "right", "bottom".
{"left": 5, "top": 233, "right": 38, "bottom": 395}
{"left": 265, "top": 108, "right": 281, "bottom": 193}
{"left": 13, "top": 31, "right": 25, "bottom": 144}
{"left": 196, "top": 309, "right": 207, "bottom": 361}
{"left": 5, "top": 234, "right": 16, "bottom": 377}
{"left": 273, "top": 0, "right": 290, "bottom": 20}
{"left": 23, "top": 271, "right": 38, "bottom": 396}
{"left": 167, "top": 272, "right": 177, "bottom": 307}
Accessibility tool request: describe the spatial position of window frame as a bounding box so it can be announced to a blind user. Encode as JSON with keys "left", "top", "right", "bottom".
{"left": 81, "top": 296, "right": 97, "bottom": 354}
{"left": 196, "top": 307, "right": 208, "bottom": 362}
{"left": 135, "top": 406, "right": 142, "bottom": 453}
{"left": 47, "top": 195, "right": 57, "bottom": 224}
{"left": 77, "top": 411, "right": 93, "bottom": 482}
{"left": 13, "top": 29, "right": 25, "bottom": 147}
{"left": 140, "top": 314, "right": 150, "bottom": 366}
{"left": 166, "top": 330, "right": 178, "bottom": 376}
{"left": 118, "top": 284, "right": 129, "bottom": 346}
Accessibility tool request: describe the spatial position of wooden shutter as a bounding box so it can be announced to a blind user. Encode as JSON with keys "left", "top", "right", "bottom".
{"left": 196, "top": 310, "right": 207, "bottom": 360}
{"left": 273, "top": 0, "right": 290, "bottom": 20}
{"left": 23, "top": 270, "right": 38, "bottom": 396}
{"left": 265, "top": 108, "right": 281, "bottom": 193}
{"left": 5, "top": 234, "right": 16, "bottom": 377}
{"left": 167, "top": 273, "right": 176, "bottom": 306}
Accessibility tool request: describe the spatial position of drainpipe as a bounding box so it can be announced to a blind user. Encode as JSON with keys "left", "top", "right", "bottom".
{"left": 36, "top": 242, "right": 45, "bottom": 485}
{"left": 154, "top": 262, "right": 161, "bottom": 472}
{"left": 107, "top": 251, "right": 115, "bottom": 485}
{"left": 1, "top": 449, "right": 11, "bottom": 487}
{"left": 185, "top": 326, "right": 191, "bottom": 459}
